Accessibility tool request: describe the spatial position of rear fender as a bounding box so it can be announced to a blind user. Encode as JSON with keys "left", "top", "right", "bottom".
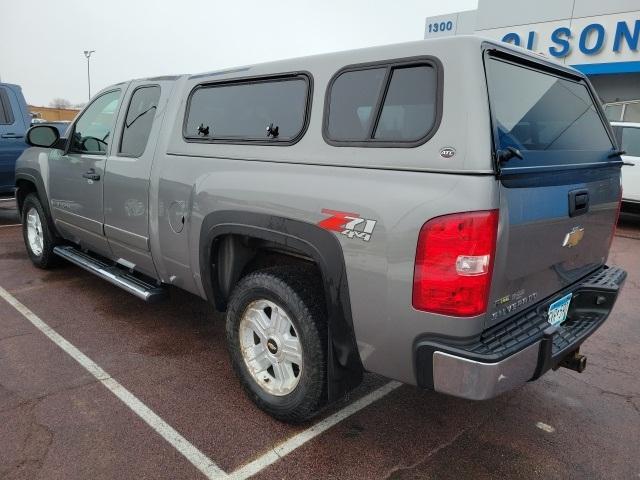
{"left": 199, "top": 210, "right": 363, "bottom": 401}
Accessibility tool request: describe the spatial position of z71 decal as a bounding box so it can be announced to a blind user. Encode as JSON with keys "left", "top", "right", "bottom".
{"left": 318, "top": 209, "right": 377, "bottom": 242}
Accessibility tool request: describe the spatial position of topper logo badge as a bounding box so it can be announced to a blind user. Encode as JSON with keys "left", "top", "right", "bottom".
{"left": 440, "top": 147, "right": 456, "bottom": 159}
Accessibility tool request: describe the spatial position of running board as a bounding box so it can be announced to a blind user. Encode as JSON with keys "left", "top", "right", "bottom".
{"left": 53, "top": 246, "right": 167, "bottom": 303}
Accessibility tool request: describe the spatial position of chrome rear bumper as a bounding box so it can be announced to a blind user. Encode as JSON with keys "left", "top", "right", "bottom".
{"left": 432, "top": 341, "right": 540, "bottom": 400}
{"left": 415, "top": 265, "right": 626, "bottom": 400}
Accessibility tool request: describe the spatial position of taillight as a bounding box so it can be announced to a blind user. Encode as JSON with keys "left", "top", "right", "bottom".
{"left": 413, "top": 210, "right": 499, "bottom": 317}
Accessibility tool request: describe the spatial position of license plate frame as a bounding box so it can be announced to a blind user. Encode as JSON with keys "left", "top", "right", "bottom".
{"left": 547, "top": 292, "right": 572, "bottom": 326}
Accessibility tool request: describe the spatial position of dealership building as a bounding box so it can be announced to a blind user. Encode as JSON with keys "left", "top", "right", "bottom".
{"left": 425, "top": 0, "right": 640, "bottom": 122}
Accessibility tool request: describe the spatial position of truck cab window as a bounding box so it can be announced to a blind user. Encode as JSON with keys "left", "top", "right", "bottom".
{"left": 621, "top": 127, "right": 640, "bottom": 157}
{"left": 604, "top": 104, "right": 623, "bottom": 122}
{"left": 120, "top": 86, "right": 161, "bottom": 157}
{"left": 623, "top": 102, "right": 640, "bottom": 123}
{"left": 0, "top": 88, "right": 15, "bottom": 125}
{"left": 70, "top": 90, "right": 121, "bottom": 154}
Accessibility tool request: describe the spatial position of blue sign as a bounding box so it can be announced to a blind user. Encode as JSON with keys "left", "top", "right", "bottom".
{"left": 502, "top": 19, "right": 639, "bottom": 58}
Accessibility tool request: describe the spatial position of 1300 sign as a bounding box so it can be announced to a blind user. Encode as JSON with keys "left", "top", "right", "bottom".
{"left": 427, "top": 21, "right": 453, "bottom": 33}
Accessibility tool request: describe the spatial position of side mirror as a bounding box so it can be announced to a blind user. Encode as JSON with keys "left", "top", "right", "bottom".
{"left": 26, "top": 125, "right": 64, "bottom": 149}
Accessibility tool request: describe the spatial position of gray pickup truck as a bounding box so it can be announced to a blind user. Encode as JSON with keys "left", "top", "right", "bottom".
{"left": 17, "top": 36, "right": 626, "bottom": 423}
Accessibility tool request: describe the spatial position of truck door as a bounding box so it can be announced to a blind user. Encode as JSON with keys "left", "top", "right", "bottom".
{"left": 103, "top": 81, "right": 171, "bottom": 278}
{"left": 0, "top": 86, "right": 27, "bottom": 195}
{"left": 49, "top": 88, "right": 123, "bottom": 257}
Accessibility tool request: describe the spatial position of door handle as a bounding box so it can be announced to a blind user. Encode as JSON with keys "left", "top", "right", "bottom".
{"left": 1, "top": 133, "right": 24, "bottom": 139}
{"left": 569, "top": 189, "right": 589, "bottom": 217}
{"left": 82, "top": 169, "right": 101, "bottom": 181}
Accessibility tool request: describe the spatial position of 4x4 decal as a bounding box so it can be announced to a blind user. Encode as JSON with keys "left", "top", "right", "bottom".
{"left": 318, "top": 209, "right": 377, "bottom": 242}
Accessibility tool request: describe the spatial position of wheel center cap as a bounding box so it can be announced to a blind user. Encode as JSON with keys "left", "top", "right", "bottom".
{"left": 266, "top": 338, "right": 278, "bottom": 354}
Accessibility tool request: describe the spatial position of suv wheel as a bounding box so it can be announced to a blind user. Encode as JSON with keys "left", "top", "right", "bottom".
{"left": 226, "top": 266, "right": 327, "bottom": 423}
{"left": 22, "top": 193, "right": 59, "bottom": 269}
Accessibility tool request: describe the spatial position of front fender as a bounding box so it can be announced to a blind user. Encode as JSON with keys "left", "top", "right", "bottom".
{"left": 15, "top": 163, "right": 59, "bottom": 237}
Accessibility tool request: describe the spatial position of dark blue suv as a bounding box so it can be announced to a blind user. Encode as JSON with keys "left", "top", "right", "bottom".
{"left": 0, "top": 83, "right": 30, "bottom": 197}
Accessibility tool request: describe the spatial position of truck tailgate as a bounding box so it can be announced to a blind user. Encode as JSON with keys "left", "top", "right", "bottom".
{"left": 484, "top": 49, "right": 623, "bottom": 328}
{"left": 488, "top": 167, "right": 621, "bottom": 327}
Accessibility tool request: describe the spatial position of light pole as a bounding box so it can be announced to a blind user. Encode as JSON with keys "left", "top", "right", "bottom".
{"left": 83, "top": 50, "right": 95, "bottom": 101}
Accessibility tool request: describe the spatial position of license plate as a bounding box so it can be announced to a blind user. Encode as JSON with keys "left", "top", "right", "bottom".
{"left": 547, "top": 293, "right": 572, "bottom": 326}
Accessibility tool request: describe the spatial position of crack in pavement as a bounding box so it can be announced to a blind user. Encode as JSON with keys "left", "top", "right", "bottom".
{"left": 599, "top": 390, "right": 640, "bottom": 416}
{"left": 381, "top": 403, "right": 506, "bottom": 479}
{"left": 586, "top": 360, "right": 638, "bottom": 377}
{"left": 0, "top": 331, "right": 36, "bottom": 343}
{"left": 382, "top": 427, "right": 471, "bottom": 479}
{"left": 1, "top": 400, "right": 54, "bottom": 479}
{"left": 0, "top": 377, "right": 102, "bottom": 414}
{"left": 559, "top": 372, "right": 640, "bottom": 416}
{"left": 565, "top": 370, "right": 640, "bottom": 396}
{"left": 0, "top": 358, "right": 165, "bottom": 415}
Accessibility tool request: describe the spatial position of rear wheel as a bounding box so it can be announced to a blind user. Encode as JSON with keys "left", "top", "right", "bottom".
{"left": 22, "top": 193, "right": 59, "bottom": 269}
{"left": 226, "top": 266, "right": 327, "bottom": 423}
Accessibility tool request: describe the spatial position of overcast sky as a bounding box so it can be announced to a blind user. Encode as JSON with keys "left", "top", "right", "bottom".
{"left": 1, "top": 0, "right": 477, "bottom": 107}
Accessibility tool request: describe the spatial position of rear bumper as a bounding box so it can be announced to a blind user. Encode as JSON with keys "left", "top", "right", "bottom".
{"left": 414, "top": 265, "right": 627, "bottom": 400}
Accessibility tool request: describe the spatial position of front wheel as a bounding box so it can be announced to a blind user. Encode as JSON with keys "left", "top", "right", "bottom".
{"left": 226, "top": 266, "right": 327, "bottom": 423}
{"left": 22, "top": 193, "right": 59, "bottom": 269}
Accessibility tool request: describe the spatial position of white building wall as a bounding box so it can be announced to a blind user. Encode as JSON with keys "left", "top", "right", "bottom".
{"left": 456, "top": 10, "right": 477, "bottom": 35}
{"left": 573, "top": 0, "right": 639, "bottom": 18}
{"left": 474, "top": 0, "right": 574, "bottom": 31}
{"left": 425, "top": 0, "right": 640, "bottom": 68}
{"left": 475, "top": 11, "right": 640, "bottom": 67}
{"left": 424, "top": 0, "right": 640, "bottom": 103}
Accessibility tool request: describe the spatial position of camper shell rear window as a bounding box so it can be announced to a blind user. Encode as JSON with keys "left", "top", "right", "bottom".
{"left": 484, "top": 50, "right": 616, "bottom": 172}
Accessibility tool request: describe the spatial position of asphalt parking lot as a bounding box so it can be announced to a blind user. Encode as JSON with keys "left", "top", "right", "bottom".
{"left": 1, "top": 199, "right": 639, "bottom": 480}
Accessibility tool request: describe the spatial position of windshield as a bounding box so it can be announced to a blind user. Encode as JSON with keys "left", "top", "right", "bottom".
{"left": 485, "top": 56, "right": 614, "bottom": 170}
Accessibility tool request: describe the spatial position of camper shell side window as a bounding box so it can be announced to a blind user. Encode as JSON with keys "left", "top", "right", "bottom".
{"left": 183, "top": 72, "right": 312, "bottom": 146}
{"left": 323, "top": 56, "right": 443, "bottom": 148}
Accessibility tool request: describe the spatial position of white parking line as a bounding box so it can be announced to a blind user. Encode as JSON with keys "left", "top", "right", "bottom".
{"left": 1, "top": 282, "right": 402, "bottom": 480}
{"left": 0, "top": 285, "right": 227, "bottom": 480}
{"left": 229, "top": 380, "right": 402, "bottom": 480}
{"left": 0, "top": 224, "right": 21, "bottom": 228}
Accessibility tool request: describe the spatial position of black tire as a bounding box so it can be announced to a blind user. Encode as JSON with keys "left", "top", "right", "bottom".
{"left": 21, "top": 193, "right": 59, "bottom": 269}
{"left": 226, "top": 266, "right": 327, "bottom": 423}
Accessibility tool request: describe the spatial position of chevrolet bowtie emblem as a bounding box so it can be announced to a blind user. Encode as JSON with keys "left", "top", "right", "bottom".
{"left": 562, "top": 226, "right": 585, "bottom": 248}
